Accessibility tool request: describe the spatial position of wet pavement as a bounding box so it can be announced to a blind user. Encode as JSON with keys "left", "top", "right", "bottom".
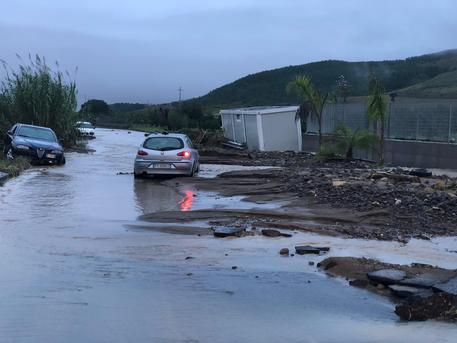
{"left": 1, "top": 129, "right": 457, "bottom": 343}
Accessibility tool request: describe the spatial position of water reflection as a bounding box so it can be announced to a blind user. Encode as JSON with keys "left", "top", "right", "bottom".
{"left": 179, "top": 190, "right": 194, "bottom": 211}
{"left": 133, "top": 178, "right": 184, "bottom": 214}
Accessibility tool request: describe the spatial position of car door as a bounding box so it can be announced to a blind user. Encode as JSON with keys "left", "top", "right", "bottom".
{"left": 4, "top": 124, "right": 18, "bottom": 145}
{"left": 185, "top": 136, "right": 199, "bottom": 165}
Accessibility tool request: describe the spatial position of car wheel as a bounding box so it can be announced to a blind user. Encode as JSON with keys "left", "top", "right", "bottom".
{"left": 188, "top": 164, "right": 195, "bottom": 177}
{"left": 5, "top": 146, "right": 14, "bottom": 160}
{"left": 59, "top": 155, "right": 66, "bottom": 165}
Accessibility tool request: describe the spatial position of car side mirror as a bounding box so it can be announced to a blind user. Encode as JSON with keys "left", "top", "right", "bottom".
{"left": 7, "top": 130, "right": 13, "bottom": 135}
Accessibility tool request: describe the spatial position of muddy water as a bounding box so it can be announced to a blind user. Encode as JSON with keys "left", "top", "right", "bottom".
{"left": 0, "top": 129, "right": 456, "bottom": 343}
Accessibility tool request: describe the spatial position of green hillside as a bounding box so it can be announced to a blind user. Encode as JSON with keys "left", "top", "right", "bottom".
{"left": 192, "top": 50, "right": 457, "bottom": 110}
{"left": 397, "top": 70, "right": 457, "bottom": 98}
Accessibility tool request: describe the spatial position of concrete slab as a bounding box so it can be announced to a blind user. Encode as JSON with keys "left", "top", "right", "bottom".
{"left": 433, "top": 276, "right": 457, "bottom": 296}
{"left": 367, "top": 269, "right": 406, "bottom": 285}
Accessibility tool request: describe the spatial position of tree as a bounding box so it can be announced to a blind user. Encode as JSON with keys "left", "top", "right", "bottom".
{"left": 80, "top": 99, "right": 110, "bottom": 122}
{"left": 182, "top": 102, "right": 204, "bottom": 126}
{"left": 331, "top": 123, "right": 378, "bottom": 159}
{"left": 287, "top": 76, "right": 329, "bottom": 147}
{"left": 336, "top": 75, "right": 351, "bottom": 103}
{"left": 367, "top": 76, "right": 388, "bottom": 164}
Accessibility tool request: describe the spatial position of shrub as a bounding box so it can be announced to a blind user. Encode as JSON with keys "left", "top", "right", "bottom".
{"left": 0, "top": 55, "right": 78, "bottom": 146}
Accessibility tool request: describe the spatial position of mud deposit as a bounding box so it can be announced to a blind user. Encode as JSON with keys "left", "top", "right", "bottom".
{"left": 163, "top": 162, "right": 457, "bottom": 242}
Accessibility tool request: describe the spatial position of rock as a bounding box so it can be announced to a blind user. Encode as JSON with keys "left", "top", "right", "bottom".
{"left": 415, "top": 233, "right": 431, "bottom": 240}
{"left": 367, "top": 269, "right": 406, "bottom": 285}
{"left": 433, "top": 276, "right": 457, "bottom": 296}
{"left": 279, "top": 248, "right": 289, "bottom": 256}
{"left": 262, "top": 229, "right": 292, "bottom": 238}
{"left": 213, "top": 227, "right": 245, "bottom": 238}
{"left": 295, "top": 245, "right": 330, "bottom": 255}
{"left": 231, "top": 266, "right": 238, "bottom": 270}
{"left": 395, "top": 293, "right": 457, "bottom": 321}
{"left": 308, "top": 261, "right": 315, "bottom": 266}
{"left": 389, "top": 285, "right": 421, "bottom": 298}
{"left": 349, "top": 279, "right": 368, "bottom": 288}
{"left": 332, "top": 180, "right": 346, "bottom": 187}
{"left": 377, "top": 283, "right": 385, "bottom": 290}
{"left": 0, "top": 172, "right": 8, "bottom": 184}
{"left": 318, "top": 260, "right": 338, "bottom": 270}
{"left": 185, "top": 256, "right": 194, "bottom": 260}
{"left": 399, "top": 273, "right": 449, "bottom": 289}
{"left": 409, "top": 168, "right": 432, "bottom": 178}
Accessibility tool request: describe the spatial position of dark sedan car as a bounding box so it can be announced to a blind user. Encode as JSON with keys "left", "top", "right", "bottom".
{"left": 3, "top": 123, "right": 66, "bottom": 165}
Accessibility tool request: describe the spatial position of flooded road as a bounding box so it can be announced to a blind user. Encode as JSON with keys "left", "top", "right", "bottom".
{"left": 1, "top": 129, "right": 456, "bottom": 343}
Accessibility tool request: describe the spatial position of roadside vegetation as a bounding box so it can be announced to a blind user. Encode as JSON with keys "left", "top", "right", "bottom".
{"left": 79, "top": 98, "right": 221, "bottom": 132}
{"left": 285, "top": 72, "right": 387, "bottom": 163}
{"left": 0, "top": 156, "right": 30, "bottom": 177}
{"left": 0, "top": 55, "right": 78, "bottom": 180}
{"left": 367, "top": 76, "right": 389, "bottom": 164}
{"left": 317, "top": 123, "right": 378, "bottom": 161}
{"left": 0, "top": 55, "right": 79, "bottom": 146}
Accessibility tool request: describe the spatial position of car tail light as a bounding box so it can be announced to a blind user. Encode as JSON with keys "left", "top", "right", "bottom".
{"left": 137, "top": 150, "right": 148, "bottom": 156}
{"left": 177, "top": 151, "right": 191, "bottom": 158}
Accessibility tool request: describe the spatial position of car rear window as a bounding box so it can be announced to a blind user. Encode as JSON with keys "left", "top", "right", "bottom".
{"left": 143, "top": 137, "right": 184, "bottom": 151}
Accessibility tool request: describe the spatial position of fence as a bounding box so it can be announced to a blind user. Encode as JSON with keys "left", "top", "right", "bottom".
{"left": 307, "top": 98, "right": 457, "bottom": 143}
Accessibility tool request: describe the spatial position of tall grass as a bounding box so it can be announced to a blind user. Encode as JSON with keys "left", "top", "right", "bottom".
{"left": 0, "top": 55, "right": 78, "bottom": 145}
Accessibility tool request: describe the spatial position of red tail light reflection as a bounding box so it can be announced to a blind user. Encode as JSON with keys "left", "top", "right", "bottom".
{"left": 179, "top": 190, "right": 194, "bottom": 211}
{"left": 137, "top": 150, "right": 148, "bottom": 156}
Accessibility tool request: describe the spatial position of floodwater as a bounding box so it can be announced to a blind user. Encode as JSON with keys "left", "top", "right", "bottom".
{"left": 0, "top": 129, "right": 456, "bottom": 343}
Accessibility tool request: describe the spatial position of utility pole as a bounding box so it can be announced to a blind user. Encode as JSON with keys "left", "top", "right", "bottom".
{"left": 178, "top": 86, "right": 183, "bottom": 102}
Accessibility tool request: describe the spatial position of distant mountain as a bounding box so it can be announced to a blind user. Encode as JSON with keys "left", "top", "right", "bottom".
{"left": 397, "top": 70, "right": 457, "bottom": 98}
{"left": 192, "top": 49, "right": 457, "bottom": 110}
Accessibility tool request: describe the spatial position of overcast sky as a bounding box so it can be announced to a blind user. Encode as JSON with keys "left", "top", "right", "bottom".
{"left": 1, "top": 0, "right": 456, "bottom": 105}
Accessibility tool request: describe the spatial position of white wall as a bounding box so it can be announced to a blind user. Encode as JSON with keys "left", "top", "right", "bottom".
{"left": 244, "top": 115, "right": 259, "bottom": 149}
{"left": 221, "top": 114, "right": 234, "bottom": 140}
{"left": 260, "top": 111, "right": 301, "bottom": 151}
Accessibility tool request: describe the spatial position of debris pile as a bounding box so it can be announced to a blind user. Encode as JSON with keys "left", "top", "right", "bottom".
{"left": 318, "top": 257, "right": 457, "bottom": 322}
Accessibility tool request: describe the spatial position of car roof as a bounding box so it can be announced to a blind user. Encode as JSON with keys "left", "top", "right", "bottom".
{"left": 145, "top": 132, "right": 188, "bottom": 139}
{"left": 16, "top": 123, "right": 54, "bottom": 131}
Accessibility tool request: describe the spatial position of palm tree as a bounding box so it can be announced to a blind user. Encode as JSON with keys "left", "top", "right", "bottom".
{"left": 287, "top": 76, "right": 329, "bottom": 147}
{"left": 332, "top": 123, "right": 378, "bottom": 159}
{"left": 367, "top": 77, "right": 388, "bottom": 164}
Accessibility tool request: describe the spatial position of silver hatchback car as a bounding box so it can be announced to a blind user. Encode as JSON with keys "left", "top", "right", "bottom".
{"left": 134, "top": 132, "right": 200, "bottom": 177}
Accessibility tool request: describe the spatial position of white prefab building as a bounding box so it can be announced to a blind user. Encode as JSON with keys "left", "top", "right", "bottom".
{"left": 220, "top": 106, "right": 302, "bottom": 151}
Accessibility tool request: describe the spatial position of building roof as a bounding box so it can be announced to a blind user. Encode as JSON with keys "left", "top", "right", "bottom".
{"left": 220, "top": 106, "right": 299, "bottom": 116}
